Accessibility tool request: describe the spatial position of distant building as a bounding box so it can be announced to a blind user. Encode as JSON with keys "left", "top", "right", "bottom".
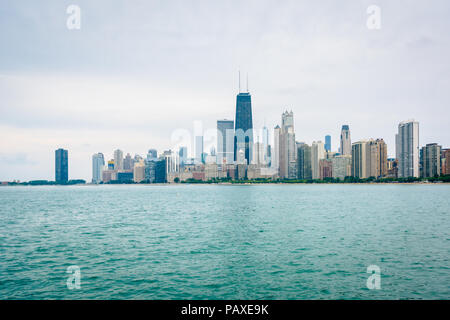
{"left": 271, "top": 125, "right": 281, "bottom": 176}
{"left": 387, "top": 158, "right": 398, "bottom": 178}
{"left": 311, "top": 141, "right": 325, "bottom": 180}
{"left": 114, "top": 149, "right": 124, "bottom": 171}
{"left": 179, "top": 146, "right": 188, "bottom": 166}
{"left": 55, "top": 148, "right": 68, "bottom": 184}
{"left": 155, "top": 158, "right": 167, "bottom": 183}
{"left": 442, "top": 149, "right": 450, "bottom": 176}
{"left": 107, "top": 160, "right": 114, "bottom": 170}
{"left": 420, "top": 143, "right": 442, "bottom": 178}
{"left": 123, "top": 153, "right": 133, "bottom": 171}
{"left": 396, "top": 120, "right": 419, "bottom": 178}
{"left": 319, "top": 159, "right": 333, "bottom": 179}
{"left": 133, "top": 160, "right": 146, "bottom": 183}
{"left": 325, "top": 135, "right": 331, "bottom": 152}
{"left": 252, "top": 142, "right": 265, "bottom": 165}
{"left": 147, "top": 149, "right": 158, "bottom": 161}
{"left": 340, "top": 125, "right": 351, "bottom": 156}
{"left": 195, "top": 136, "right": 204, "bottom": 164}
{"left": 117, "top": 171, "right": 133, "bottom": 182}
{"left": 352, "top": 141, "right": 370, "bottom": 179}
{"left": 332, "top": 155, "right": 352, "bottom": 180}
{"left": 279, "top": 111, "right": 296, "bottom": 179}
{"left": 217, "top": 120, "right": 234, "bottom": 165}
{"left": 297, "top": 143, "right": 312, "bottom": 180}
{"left": 102, "top": 169, "right": 115, "bottom": 183}
{"left": 234, "top": 91, "right": 253, "bottom": 165}
{"left": 145, "top": 160, "right": 157, "bottom": 183}
{"left": 368, "top": 139, "right": 388, "bottom": 178}
{"left": 92, "top": 152, "right": 105, "bottom": 184}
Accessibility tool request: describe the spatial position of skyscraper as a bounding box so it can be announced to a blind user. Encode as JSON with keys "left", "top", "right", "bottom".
{"left": 311, "top": 141, "right": 325, "bottom": 180}
{"left": 442, "top": 149, "right": 450, "bottom": 176}
{"left": 179, "top": 146, "right": 188, "bottom": 166}
{"left": 55, "top": 148, "right": 68, "bottom": 184}
{"left": 420, "top": 143, "right": 441, "bottom": 178}
{"left": 123, "top": 153, "right": 133, "bottom": 170}
{"left": 195, "top": 136, "right": 204, "bottom": 164}
{"left": 262, "top": 125, "right": 270, "bottom": 165}
{"left": 340, "top": 125, "right": 351, "bottom": 156}
{"left": 396, "top": 120, "right": 420, "bottom": 178}
{"left": 234, "top": 90, "right": 253, "bottom": 165}
{"left": 352, "top": 141, "right": 370, "bottom": 179}
{"left": 92, "top": 152, "right": 105, "bottom": 184}
{"left": 147, "top": 149, "right": 158, "bottom": 161}
{"left": 114, "top": 149, "right": 124, "bottom": 171}
{"left": 217, "top": 119, "right": 234, "bottom": 165}
{"left": 279, "top": 111, "right": 296, "bottom": 179}
{"left": 325, "top": 135, "right": 331, "bottom": 152}
{"left": 297, "top": 143, "right": 312, "bottom": 180}
{"left": 271, "top": 125, "right": 281, "bottom": 174}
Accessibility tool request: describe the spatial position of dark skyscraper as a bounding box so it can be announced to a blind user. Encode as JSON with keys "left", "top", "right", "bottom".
{"left": 234, "top": 89, "right": 253, "bottom": 164}
{"left": 55, "top": 148, "right": 68, "bottom": 184}
{"left": 325, "top": 135, "right": 331, "bottom": 152}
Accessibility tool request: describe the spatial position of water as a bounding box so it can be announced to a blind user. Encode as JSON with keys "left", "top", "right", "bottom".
{"left": 0, "top": 184, "right": 449, "bottom": 300}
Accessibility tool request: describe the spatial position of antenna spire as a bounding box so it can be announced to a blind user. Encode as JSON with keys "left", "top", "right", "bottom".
{"left": 246, "top": 73, "right": 249, "bottom": 93}
{"left": 238, "top": 70, "right": 241, "bottom": 93}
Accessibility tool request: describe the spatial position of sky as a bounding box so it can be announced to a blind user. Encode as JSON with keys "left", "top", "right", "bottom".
{"left": 1, "top": 0, "right": 449, "bottom": 181}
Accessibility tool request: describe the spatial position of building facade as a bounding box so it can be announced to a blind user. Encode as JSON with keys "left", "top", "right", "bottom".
{"left": 340, "top": 125, "right": 351, "bottom": 156}
{"left": 311, "top": 141, "right": 325, "bottom": 180}
{"left": 396, "top": 120, "right": 419, "bottom": 178}
{"left": 234, "top": 92, "right": 253, "bottom": 165}
{"left": 55, "top": 148, "right": 68, "bottom": 184}
{"left": 92, "top": 152, "right": 105, "bottom": 184}
{"left": 420, "top": 143, "right": 442, "bottom": 178}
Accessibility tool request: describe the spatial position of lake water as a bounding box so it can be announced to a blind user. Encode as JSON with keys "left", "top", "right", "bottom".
{"left": 0, "top": 184, "right": 449, "bottom": 299}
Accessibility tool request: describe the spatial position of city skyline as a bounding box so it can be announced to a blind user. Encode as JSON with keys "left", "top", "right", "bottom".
{"left": 1, "top": 1, "right": 450, "bottom": 181}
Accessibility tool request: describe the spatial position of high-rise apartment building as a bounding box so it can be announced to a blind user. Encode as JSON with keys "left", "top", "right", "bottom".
{"left": 441, "top": 149, "right": 450, "bottom": 176}
{"left": 123, "top": 153, "right": 133, "bottom": 171}
{"left": 217, "top": 119, "right": 234, "bottom": 165}
{"left": 420, "top": 143, "right": 442, "bottom": 178}
{"left": 297, "top": 143, "right": 312, "bottom": 180}
{"left": 340, "top": 125, "right": 351, "bottom": 156}
{"left": 396, "top": 120, "right": 419, "bottom": 178}
{"left": 311, "top": 141, "right": 325, "bottom": 180}
{"left": 114, "top": 149, "right": 124, "bottom": 171}
{"left": 352, "top": 141, "right": 370, "bottom": 179}
{"left": 55, "top": 148, "right": 68, "bottom": 184}
{"left": 271, "top": 125, "right": 281, "bottom": 175}
{"left": 332, "top": 155, "right": 352, "bottom": 180}
{"left": 92, "top": 152, "right": 105, "bottom": 184}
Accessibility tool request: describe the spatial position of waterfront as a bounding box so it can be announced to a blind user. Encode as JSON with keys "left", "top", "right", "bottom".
{"left": 0, "top": 184, "right": 449, "bottom": 299}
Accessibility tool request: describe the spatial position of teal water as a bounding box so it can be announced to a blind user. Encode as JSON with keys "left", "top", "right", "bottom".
{"left": 0, "top": 184, "right": 449, "bottom": 300}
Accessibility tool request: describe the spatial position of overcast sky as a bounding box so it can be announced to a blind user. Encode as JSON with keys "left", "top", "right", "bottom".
{"left": 1, "top": 0, "right": 449, "bottom": 181}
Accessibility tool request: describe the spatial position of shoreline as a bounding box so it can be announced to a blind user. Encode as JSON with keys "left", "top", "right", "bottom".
{"left": 2, "top": 182, "right": 450, "bottom": 186}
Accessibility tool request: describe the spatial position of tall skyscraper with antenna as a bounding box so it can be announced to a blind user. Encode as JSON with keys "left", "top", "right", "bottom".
{"left": 234, "top": 72, "right": 254, "bottom": 164}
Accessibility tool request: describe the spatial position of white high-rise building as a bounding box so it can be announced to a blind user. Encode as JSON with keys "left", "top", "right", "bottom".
{"left": 311, "top": 141, "right": 325, "bottom": 180}
{"left": 114, "top": 149, "right": 124, "bottom": 171}
{"left": 271, "top": 125, "right": 281, "bottom": 174}
{"left": 340, "top": 125, "right": 351, "bottom": 156}
{"left": 396, "top": 120, "right": 419, "bottom": 178}
{"left": 92, "top": 153, "right": 105, "bottom": 183}
{"left": 279, "top": 111, "right": 296, "bottom": 179}
{"left": 252, "top": 142, "right": 265, "bottom": 165}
